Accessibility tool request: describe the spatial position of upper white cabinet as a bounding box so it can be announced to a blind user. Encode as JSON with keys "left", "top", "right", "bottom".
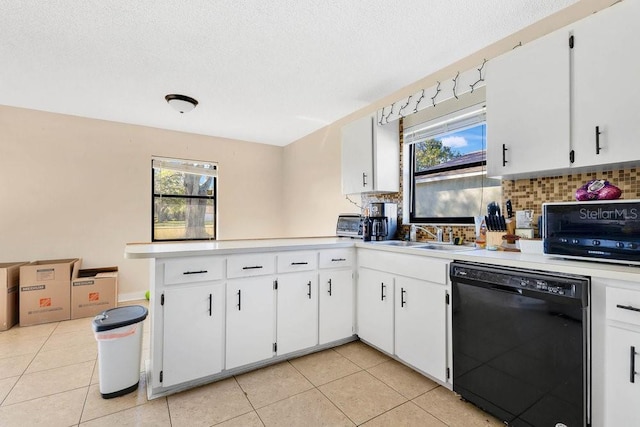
{"left": 487, "top": 0, "right": 639, "bottom": 178}
{"left": 486, "top": 28, "right": 571, "bottom": 178}
{"left": 572, "top": 0, "right": 640, "bottom": 168}
{"left": 341, "top": 114, "right": 399, "bottom": 194}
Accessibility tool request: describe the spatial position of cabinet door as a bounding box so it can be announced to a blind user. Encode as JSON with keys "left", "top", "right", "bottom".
{"left": 226, "top": 277, "right": 275, "bottom": 369}
{"left": 357, "top": 268, "right": 394, "bottom": 354}
{"left": 341, "top": 115, "right": 374, "bottom": 194}
{"left": 572, "top": 0, "right": 640, "bottom": 168}
{"left": 395, "top": 276, "right": 447, "bottom": 382}
{"left": 605, "top": 326, "right": 640, "bottom": 426}
{"left": 486, "top": 28, "right": 570, "bottom": 178}
{"left": 319, "top": 270, "right": 354, "bottom": 345}
{"left": 162, "top": 282, "right": 224, "bottom": 387}
{"left": 276, "top": 272, "right": 318, "bottom": 355}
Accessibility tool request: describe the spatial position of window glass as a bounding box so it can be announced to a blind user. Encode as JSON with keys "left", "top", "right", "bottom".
{"left": 407, "top": 105, "right": 500, "bottom": 224}
{"left": 152, "top": 157, "right": 217, "bottom": 241}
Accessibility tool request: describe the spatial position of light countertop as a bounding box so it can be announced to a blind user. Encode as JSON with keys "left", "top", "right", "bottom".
{"left": 125, "top": 237, "right": 640, "bottom": 282}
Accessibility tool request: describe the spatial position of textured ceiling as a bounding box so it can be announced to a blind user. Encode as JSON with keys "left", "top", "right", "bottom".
{"left": 0, "top": 1, "right": 578, "bottom": 146}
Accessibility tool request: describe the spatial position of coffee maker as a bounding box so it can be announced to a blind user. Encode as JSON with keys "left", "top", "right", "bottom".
{"left": 368, "top": 203, "right": 398, "bottom": 241}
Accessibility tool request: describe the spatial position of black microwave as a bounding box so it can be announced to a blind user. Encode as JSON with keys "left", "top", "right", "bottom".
{"left": 543, "top": 200, "right": 640, "bottom": 265}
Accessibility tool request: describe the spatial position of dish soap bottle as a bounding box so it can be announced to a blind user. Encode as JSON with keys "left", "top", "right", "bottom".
{"left": 476, "top": 219, "right": 487, "bottom": 248}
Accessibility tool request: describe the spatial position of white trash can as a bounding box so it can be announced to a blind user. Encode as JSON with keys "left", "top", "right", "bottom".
{"left": 92, "top": 305, "right": 148, "bottom": 399}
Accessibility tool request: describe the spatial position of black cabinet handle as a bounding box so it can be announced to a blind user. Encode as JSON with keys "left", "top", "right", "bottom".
{"left": 502, "top": 144, "right": 508, "bottom": 167}
{"left": 401, "top": 288, "right": 406, "bottom": 308}
{"left": 617, "top": 304, "right": 640, "bottom": 313}
{"left": 208, "top": 293, "right": 212, "bottom": 316}
{"left": 331, "top": 258, "right": 346, "bottom": 262}
{"left": 328, "top": 279, "right": 332, "bottom": 296}
{"left": 291, "top": 262, "right": 308, "bottom": 266}
{"left": 381, "top": 282, "right": 386, "bottom": 301}
{"left": 183, "top": 270, "right": 208, "bottom": 275}
{"left": 242, "top": 266, "right": 263, "bottom": 270}
{"left": 307, "top": 281, "right": 312, "bottom": 299}
{"left": 362, "top": 172, "right": 368, "bottom": 187}
{"left": 631, "top": 346, "right": 637, "bottom": 383}
{"left": 595, "top": 126, "right": 601, "bottom": 155}
{"left": 237, "top": 290, "right": 242, "bottom": 311}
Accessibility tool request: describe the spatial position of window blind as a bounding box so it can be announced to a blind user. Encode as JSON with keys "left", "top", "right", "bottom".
{"left": 152, "top": 157, "right": 218, "bottom": 177}
{"left": 403, "top": 103, "right": 486, "bottom": 146}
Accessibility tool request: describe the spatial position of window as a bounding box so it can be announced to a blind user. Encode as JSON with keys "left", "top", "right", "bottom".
{"left": 405, "top": 102, "right": 501, "bottom": 224}
{"left": 152, "top": 157, "right": 217, "bottom": 241}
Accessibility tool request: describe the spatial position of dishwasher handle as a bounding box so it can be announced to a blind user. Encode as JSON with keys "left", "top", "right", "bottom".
{"left": 489, "top": 284, "right": 523, "bottom": 295}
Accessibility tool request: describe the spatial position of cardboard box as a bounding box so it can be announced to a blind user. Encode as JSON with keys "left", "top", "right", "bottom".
{"left": 71, "top": 267, "right": 118, "bottom": 319}
{"left": 19, "top": 258, "right": 81, "bottom": 327}
{"left": 0, "top": 262, "right": 28, "bottom": 331}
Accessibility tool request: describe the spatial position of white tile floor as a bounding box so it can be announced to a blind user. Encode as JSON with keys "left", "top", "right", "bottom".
{"left": 0, "top": 300, "right": 502, "bottom": 426}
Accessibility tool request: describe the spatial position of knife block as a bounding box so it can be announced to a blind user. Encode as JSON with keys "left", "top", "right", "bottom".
{"left": 486, "top": 231, "right": 503, "bottom": 248}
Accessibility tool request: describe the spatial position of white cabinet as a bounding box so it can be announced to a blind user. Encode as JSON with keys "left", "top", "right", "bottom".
{"left": 276, "top": 272, "right": 318, "bottom": 354}
{"left": 357, "top": 268, "right": 395, "bottom": 354}
{"left": 319, "top": 269, "right": 354, "bottom": 345}
{"left": 226, "top": 276, "right": 275, "bottom": 369}
{"left": 395, "top": 275, "right": 447, "bottom": 383}
{"left": 162, "top": 282, "right": 224, "bottom": 387}
{"left": 604, "top": 285, "right": 640, "bottom": 426}
{"left": 486, "top": 28, "right": 570, "bottom": 178}
{"left": 357, "top": 249, "right": 450, "bottom": 384}
{"left": 341, "top": 113, "right": 399, "bottom": 194}
{"left": 604, "top": 326, "right": 640, "bottom": 426}
{"left": 572, "top": 0, "right": 640, "bottom": 168}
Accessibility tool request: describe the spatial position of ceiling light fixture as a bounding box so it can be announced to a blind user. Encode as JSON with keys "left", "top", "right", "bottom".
{"left": 165, "top": 94, "right": 198, "bottom": 113}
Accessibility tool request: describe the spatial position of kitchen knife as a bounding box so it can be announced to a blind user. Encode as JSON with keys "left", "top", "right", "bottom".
{"left": 506, "top": 200, "right": 513, "bottom": 218}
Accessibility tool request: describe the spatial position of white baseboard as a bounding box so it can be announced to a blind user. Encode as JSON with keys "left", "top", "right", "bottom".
{"left": 118, "top": 291, "right": 147, "bottom": 303}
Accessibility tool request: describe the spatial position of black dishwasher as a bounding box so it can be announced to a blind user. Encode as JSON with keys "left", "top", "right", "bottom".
{"left": 450, "top": 261, "right": 590, "bottom": 427}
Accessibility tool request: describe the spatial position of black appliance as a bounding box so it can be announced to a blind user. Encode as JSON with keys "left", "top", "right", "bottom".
{"left": 543, "top": 199, "right": 640, "bottom": 265}
{"left": 368, "top": 202, "right": 398, "bottom": 241}
{"left": 450, "top": 261, "right": 590, "bottom": 427}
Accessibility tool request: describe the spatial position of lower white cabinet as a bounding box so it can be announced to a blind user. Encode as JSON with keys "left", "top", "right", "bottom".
{"left": 604, "top": 284, "right": 640, "bottom": 425}
{"left": 162, "top": 282, "right": 224, "bottom": 387}
{"left": 319, "top": 269, "right": 354, "bottom": 345}
{"left": 276, "top": 272, "right": 318, "bottom": 354}
{"left": 357, "top": 268, "right": 395, "bottom": 354}
{"left": 226, "top": 276, "right": 275, "bottom": 369}
{"left": 605, "top": 325, "right": 640, "bottom": 425}
{"left": 395, "top": 275, "right": 447, "bottom": 382}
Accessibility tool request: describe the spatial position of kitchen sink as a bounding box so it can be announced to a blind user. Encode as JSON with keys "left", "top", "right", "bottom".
{"left": 417, "top": 243, "right": 477, "bottom": 252}
{"left": 369, "top": 240, "right": 477, "bottom": 252}
{"left": 370, "top": 240, "right": 428, "bottom": 247}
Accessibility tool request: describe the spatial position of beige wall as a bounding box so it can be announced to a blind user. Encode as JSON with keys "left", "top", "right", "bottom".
{"left": 281, "top": 125, "right": 356, "bottom": 237}
{"left": 0, "top": 106, "right": 284, "bottom": 299}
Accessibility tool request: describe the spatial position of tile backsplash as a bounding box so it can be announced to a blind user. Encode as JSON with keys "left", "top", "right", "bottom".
{"left": 362, "top": 119, "right": 640, "bottom": 243}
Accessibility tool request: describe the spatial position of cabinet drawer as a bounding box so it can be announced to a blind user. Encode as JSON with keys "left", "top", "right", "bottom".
{"left": 607, "top": 287, "right": 640, "bottom": 325}
{"left": 319, "top": 249, "right": 355, "bottom": 269}
{"left": 227, "top": 253, "right": 276, "bottom": 278}
{"left": 277, "top": 251, "right": 317, "bottom": 273}
{"left": 164, "top": 257, "right": 224, "bottom": 285}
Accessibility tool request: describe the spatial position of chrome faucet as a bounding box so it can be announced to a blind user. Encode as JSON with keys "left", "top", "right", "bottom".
{"left": 410, "top": 224, "right": 448, "bottom": 243}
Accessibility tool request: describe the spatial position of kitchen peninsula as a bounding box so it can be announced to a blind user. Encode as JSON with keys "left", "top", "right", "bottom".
{"left": 127, "top": 236, "right": 640, "bottom": 425}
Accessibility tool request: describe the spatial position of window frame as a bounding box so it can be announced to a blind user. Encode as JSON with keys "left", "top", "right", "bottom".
{"left": 405, "top": 103, "right": 495, "bottom": 225}
{"left": 151, "top": 157, "right": 218, "bottom": 242}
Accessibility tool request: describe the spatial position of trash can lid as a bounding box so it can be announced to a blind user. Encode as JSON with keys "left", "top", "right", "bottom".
{"left": 92, "top": 305, "right": 148, "bottom": 332}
